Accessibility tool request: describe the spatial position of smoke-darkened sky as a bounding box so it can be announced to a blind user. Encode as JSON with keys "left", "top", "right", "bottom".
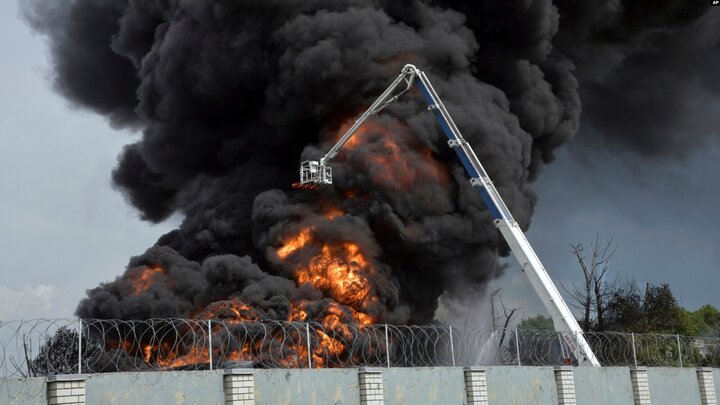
{"left": 1, "top": 1, "right": 718, "bottom": 323}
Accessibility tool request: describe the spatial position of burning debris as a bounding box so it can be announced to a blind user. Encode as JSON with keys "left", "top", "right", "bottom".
{"left": 22, "top": 0, "right": 719, "bottom": 369}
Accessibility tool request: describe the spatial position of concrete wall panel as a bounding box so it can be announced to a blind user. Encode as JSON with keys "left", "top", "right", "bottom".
{"left": 712, "top": 367, "right": 720, "bottom": 401}
{"left": 485, "top": 366, "right": 558, "bottom": 405}
{"left": 573, "top": 367, "right": 634, "bottom": 405}
{"left": 0, "top": 377, "right": 46, "bottom": 405}
{"left": 254, "top": 368, "right": 360, "bottom": 405}
{"left": 4, "top": 366, "right": 720, "bottom": 404}
{"left": 382, "top": 367, "right": 465, "bottom": 405}
{"left": 647, "top": 367, "right": 701, "bottom": 405}
{"left": 85, "top": 370, "right": 225, "bottom": 404}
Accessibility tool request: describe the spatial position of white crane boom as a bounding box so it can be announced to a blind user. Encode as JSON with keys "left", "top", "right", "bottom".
{"left": 296, "top": 64, "right": 601, "bottom": 366}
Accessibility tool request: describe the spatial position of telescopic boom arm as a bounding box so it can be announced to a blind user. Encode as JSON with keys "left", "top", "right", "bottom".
{"left": 320, "top": 66, "right": 417, "bottom": 166}
{"left": 296, "top": 64, "right": 601, "bottom": 366}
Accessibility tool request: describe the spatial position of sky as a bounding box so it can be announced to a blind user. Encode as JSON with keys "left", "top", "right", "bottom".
{"left": 498, "top": 140, "right": 720, "bottom": 320}
{"left": 1, "top": 1, "right": 718, "bottom": 322}
{"left": 0, "top": 1, "right": 177, "bottom": 319}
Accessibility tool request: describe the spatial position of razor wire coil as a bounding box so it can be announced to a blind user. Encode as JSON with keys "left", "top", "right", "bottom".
{"left": 2, "top": 318, "right": 720, "bottom": 379}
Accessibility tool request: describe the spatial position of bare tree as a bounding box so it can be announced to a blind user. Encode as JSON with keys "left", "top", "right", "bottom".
{"left": 563, "top": 235, "right": 617, "bottom": 331}
{"left": 565, "top": 242, "right": 593, "bottom": 330}
{"left": 491, "top": 288, "right": 518, "bottom": 349}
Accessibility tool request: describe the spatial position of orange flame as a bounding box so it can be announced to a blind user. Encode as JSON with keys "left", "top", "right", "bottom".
{"left": 324, "top": 207, "right": 344, "bottom": 220}
{"left": 129, "top": 265, "right": 165, "bottom": 295}
{"left": 157, "top": 345, "right": 209, "bottom": 369}
{"left": 335, "top": 118, "right": 451, "bottom": 190}
{"left": 224, "top": 344, "right": 254, "bottom": 363}
{"left": 277, "top": 226, "right": 377, "bottom": 324}
{"left": 289, "top": 304, "right": 309, "bottom": 322}
{"left": 277, "top": 228, "right": 313, "bottom": 259}
{"left": 295, "top": 243, "right": 372, "bottom": 309}
{"left": 288, "top": 300, "right": 362, "bottom": 367}
{"left": 312, "top": 329, "right": 345, "bottom": 367}
{"left": 143, "top": 345, "right": 153, "bottom": 363}
{"left": 130, "top": 297, "right": 374, "bottom": 370}
{"left": 342, "top": 120, "right": 386, "bottom": 149}
{"left": 195, "top": 298, "right": 260, "bottom": 322}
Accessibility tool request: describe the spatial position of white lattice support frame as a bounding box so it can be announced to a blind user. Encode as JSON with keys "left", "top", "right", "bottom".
{"left": 630, "top": 367, "right": 651, "bottom": 405}
{"left": 47, "top": 374, "right": 86, "bottom": 405}
{"left": 554, "top": 366, "right": 576, "bottom": 405}
{"left": 697, "top": 367, "right": 717, "bottom": 405}
{"left": 464, "top": 367, "right": 488, "bottom": 405}
{"left": 224, "top": 368, "right": 255, "bottom": 405}
{"left": 359, "top": 367, "right": 384, "bottom": 405}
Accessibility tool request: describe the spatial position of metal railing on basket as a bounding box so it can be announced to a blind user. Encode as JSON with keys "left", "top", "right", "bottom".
{"left": 3, "top": 318, "right": 720, "bottom": 378}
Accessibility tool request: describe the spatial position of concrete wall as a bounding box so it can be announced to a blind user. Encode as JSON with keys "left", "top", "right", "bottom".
{"left": 0, "top": 377, "right": 46, "bottom": 405}
{"left": 382, "top": 367, "right": 465, "bottom": 405}
{"left": 485, "top": 366, "right": 558, "bottom": 405}
{"left": 85, "top": 370, "right": 225, "bottom": 404}
{"left": 254, "top": 369, "right": 359, "bottom": 405}
{"left": 713, "top": 368, "right": 720, "bottom": 401}
{"left": 647, "top": 367, "right": 702, "bottom": 405}
{"left": 2, "top": 366, "right": 719, "bottom": 404}
{"left": 573, "top": 367, "right": 635, "bottom": 405}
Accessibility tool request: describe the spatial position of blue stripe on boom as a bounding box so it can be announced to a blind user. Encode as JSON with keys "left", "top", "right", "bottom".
{"left": 472, "top": 185, "right": 503, "bottom": 220}
{"left": 415, "top": 77, "right": 435, "bottom": 106}
{"left": 415, "top": 77, "right": 504, "bottom": 220}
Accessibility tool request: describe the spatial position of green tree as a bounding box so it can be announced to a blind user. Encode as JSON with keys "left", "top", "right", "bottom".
{"left": 604, "top": 284, "right": 645, "bottom": 332}
{"left": 604, "top": 283, "right": 684, "bottom": 334}
{"left": 678, "top": 305, "right": 720, "bottom": 337}
{"left": 696, "top": 305, "right": 720, "bottom": 335}
{"left": 518, "top": 315, "right": 553, "bottom": 331}
{"left": 643, "top": 283, "right": 682, "bottom": 333}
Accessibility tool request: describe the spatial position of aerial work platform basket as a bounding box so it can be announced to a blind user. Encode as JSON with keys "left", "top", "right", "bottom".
{"left": 292, "top": 160, "right": 332, "bottom": 190}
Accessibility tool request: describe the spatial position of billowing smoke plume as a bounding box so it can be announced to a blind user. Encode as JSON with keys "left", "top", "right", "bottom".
{"left": 555, "top": 1, "right": 720, "bottom": 157}
{"left": 440, "top": 1, "right": 720, "bottom": 159}
{"left": 22, "top": 0, "right": 719, "bottom": 326}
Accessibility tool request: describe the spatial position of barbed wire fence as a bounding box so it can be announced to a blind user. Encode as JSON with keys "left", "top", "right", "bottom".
{"left": 2, "top": 319, "right": 720, "bottom": 380}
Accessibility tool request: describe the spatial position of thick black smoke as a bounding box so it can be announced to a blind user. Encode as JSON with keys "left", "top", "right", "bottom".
{"left": 22, "top": 0, "right": 719, "bottom": 324}
{"left": 555, "top": 2, "right": 720, "bottom": 158}
{"left": 439, "top": 0, "right": 720, "bottom": 159}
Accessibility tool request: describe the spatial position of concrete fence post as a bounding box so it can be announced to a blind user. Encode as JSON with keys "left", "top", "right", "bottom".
{"left": 631, "top": 333, "right": 638, "bottom": 367}
{"left": 554, "top": 366, "right": 576, "bottom": 405}
{"left": 77, "top": 319, "right": 82, "bottom": 374}
{"left": 449, "top": 325, "right": 456, "bottom": 367}
{"left": 463, "top": 367, "right": 488, "bottom": 405}
{"left": 514, "top": 327, "right": 521, "bottom": 366}
{"left": 47, "top": 374, "right": 86, "bottom": 405}
{"left": 630, "top": 367, "right": 651, "bottom": 405}
{"left": 224, "top": 368, "right": 254, "bottom": 405}
{"left": 306, "top": 323, "right": 312, "bottom": 369}
{"left": 676, "top": 334, "right": 683, "bottom": 367}
{"left": 696, "top": 367, "right": 717, "bottom": 405}
{"left": 358, "top": 367, "right": 384, "bottom": 405}
{"left": 208, "top": 320, "right": 213, "bottom": 371}
{"left": 384, "top": 324, "right": 390, "bottom": 368}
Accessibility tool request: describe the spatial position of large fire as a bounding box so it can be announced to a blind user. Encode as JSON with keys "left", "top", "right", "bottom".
{"left": 106, "top": 120, "right": 431, "bottom": 370}
{"left": 119, "top": 218, "right": 383, "bottom": 369}
{"left": 111, "top": 214, "right": 383, "bottom": 370}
